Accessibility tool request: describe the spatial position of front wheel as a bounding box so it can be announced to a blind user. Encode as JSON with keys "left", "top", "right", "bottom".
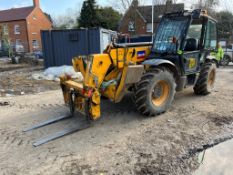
{"left": 194, "top": 63, "right": 217, "bottom": 95}
{"left": 134, "top": 68, "right": 176, "bottom": 116}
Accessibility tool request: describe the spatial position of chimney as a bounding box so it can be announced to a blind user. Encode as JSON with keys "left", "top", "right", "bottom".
{"left": 33, "top": 0, "right": 40, "bottom": 7}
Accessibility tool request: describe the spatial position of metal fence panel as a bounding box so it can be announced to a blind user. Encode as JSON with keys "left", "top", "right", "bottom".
{"left": 99, "top": 28, "right": 117, "bottom": 53}
{"left": 118, "top": 35, "right": 152, "bottom": 43}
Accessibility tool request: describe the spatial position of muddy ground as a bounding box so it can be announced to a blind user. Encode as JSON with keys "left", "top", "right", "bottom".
{"left": 0, "top": 64, "right": 233, "bottom": 175}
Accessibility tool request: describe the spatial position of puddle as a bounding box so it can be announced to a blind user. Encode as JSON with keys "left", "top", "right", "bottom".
{"left": 0, "top": 89, "right": 26, "bottom": 97}
{"left": 194, "top": 139, "right": 233, "bottom": 175}
{"left": 0, "top": 101, "right": 10, "bottom": 106}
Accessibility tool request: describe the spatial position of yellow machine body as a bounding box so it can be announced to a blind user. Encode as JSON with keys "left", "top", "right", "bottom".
{"left": 60, "top": 45, "right": 151, "bottom": 120}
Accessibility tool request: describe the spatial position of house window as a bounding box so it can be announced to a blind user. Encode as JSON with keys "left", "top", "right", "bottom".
{"left": 128, "top": 21, "right": 135, "bottom": 32}
{"left": 147, "top": 23, "right": 152, "bottom": 33}
{"left": 14, "top": 25, "right": 20, "bottom": 34}
{"left": 33, "top": 15, "right": 37, "bottom": 20}
{"left": 15, "top": 39, "right": 21, "bottom": 46}
{"left": 32, "top": 40, "right": 39, "bottom": 49}
{"left": 15, "top": 39, "right": 24, "bottom": 52}
{"left": 3, "top": 25, "right": 8, "bottom": 35}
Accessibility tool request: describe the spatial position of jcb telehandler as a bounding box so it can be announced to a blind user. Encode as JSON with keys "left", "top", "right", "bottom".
{"left": 25, "top": 9, "right": 218, "bottom": 146}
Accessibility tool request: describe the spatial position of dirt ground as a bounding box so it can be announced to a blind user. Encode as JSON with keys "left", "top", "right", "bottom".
{"left": 0, "top": 59, "right": 59, "bottom": 97}
{"left": 0, "top": 65, "right": 233, "bottom": 175}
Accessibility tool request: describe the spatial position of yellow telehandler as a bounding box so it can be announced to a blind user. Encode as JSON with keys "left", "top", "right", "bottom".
{"left": 25, "top": 9, "right": 218, "bottom": 146}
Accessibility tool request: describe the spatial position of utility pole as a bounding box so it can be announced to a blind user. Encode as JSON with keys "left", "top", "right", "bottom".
{"left": 152, "top": 0, "right": 154, "bottom": 41}
{"left": 199, "top": 0, "right": 203, "bottom": 8}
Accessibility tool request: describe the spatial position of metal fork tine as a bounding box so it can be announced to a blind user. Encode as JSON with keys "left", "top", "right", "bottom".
{"left": 33, "top": 121, "right": 91, "bottom": 147}
{"left": 23, "top": 115, "right": 71, "bottom": 132}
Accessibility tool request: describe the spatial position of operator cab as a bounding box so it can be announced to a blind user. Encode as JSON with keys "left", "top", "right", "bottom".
{"left": 184, "top": 12, "right": 217, "bottom": 52}
{"left": 150, "top": 9, "right": 218, "bottom": 76}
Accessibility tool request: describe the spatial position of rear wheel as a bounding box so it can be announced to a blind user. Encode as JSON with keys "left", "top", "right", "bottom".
{"left": 134, "top": 68, "right": 176, "bottom": 116}
{"left": 194, "top": 63, "right": 217, "bottom": 95}
{"left": 220, "top": 55, "right": 230, "bottom": 66}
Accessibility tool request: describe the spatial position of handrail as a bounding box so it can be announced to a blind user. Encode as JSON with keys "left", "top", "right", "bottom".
{"left": 113, "top": 42, "right": 153, "bottom": 48}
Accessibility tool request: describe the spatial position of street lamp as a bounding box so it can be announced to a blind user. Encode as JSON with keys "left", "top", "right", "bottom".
{"left": 152, "top": 0, "right": 155, "bottom": 41}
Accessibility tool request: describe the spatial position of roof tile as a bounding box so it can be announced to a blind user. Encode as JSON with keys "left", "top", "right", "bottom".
{"left": 0, "top": 6, "right": 34, "bottom": 22}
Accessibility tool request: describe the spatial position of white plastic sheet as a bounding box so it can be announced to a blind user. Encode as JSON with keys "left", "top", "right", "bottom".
{"left": 32, "top": 66, "right": 83, "bottom": 82}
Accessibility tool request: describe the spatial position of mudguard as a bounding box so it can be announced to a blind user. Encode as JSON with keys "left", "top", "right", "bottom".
{"left": 142, "top": 59, "right": 176, "bottom": 67}
{"left": 206, "top": 55, "right": 219, "bottom": 66}
{"left": 206, "top": 55, "right": 218, "bottom": 61}
{"left": 142, "top": 59, "right": 181, "bottom": 89}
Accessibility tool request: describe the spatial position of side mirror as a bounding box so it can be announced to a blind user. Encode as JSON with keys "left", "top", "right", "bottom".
{"left": 172, "top": 37, "right": 177, "bottom": 44}
{"left": 168, "top": 36, "right": 177, "bottom": 44}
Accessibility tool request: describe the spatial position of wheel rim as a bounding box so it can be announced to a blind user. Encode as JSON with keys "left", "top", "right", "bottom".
{"left": 222, "top": 59, "right": 228, "bottom": 64}
{"left": 152, "top": 80, "right": 170, "bottom": 106}
{"left": 221, "top": 56, "right": 229, "bottom": 66}
{"left": 208, "top": 69, "right": 216, "bottom": 87}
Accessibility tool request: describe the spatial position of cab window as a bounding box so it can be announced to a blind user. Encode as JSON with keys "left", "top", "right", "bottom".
{"left": 205, "top": 20, "right": 217, "bottom": 49}
{"left": 183, "top": 24, "right": 202, "bottom": 51}
{"left": 187, "top": 24, "right": 202, "bottom": 39}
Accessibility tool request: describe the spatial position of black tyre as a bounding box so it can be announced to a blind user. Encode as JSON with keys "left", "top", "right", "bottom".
{"left": 134, "top": 68, "right": 176, "bottom": 116}
{"left": 194, "top": 63, "right": 217, "bottom": 95}
{"left": 220, "top": 55, "right": 230, "bottom": 66}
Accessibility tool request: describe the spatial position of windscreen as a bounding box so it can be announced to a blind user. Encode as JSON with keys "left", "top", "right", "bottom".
{"left": 152, "top": 16, "right": 190, "bottom": 53}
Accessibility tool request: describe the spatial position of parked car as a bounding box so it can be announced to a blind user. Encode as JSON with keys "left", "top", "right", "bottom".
{"left": 221, "top": 44, "right": 233, "bottom": 66}
{"left": 0, "top": 50, "right": 9, "bottom": 57}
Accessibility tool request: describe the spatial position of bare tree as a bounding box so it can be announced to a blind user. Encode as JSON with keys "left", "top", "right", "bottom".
{"left": 53, "top": 8, "right": 79, "bottom": 29}
{"left": 110, "top": 0, "right": 179, "bottom": 13}
{"left": 109, "top": 0, "right": 147, "bottom": 13}
{"left": 192, "top": 0, "right": 219, "bottom": 12}
{"left": 117, "top": 0, "right": 133, "bottom": 12}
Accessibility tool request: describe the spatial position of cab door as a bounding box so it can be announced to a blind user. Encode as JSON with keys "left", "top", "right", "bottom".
{"left": 182, "top": 23, "right": 203, "bottom": 74}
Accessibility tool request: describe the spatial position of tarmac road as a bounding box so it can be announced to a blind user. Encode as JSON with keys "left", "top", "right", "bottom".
{"left": 0, "top": 67, "right": 233, "bottom": 175}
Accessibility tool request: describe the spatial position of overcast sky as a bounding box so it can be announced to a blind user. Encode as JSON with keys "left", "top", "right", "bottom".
{"left": 177, "top": 0, "right": 233, "bottom": 11}
{"left": 0, "top": 0, "right": 232, "bottom": 17}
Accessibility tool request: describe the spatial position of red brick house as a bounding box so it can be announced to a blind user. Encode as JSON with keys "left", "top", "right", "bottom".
{"left": 0, "top": 0, "right": 52, "bottom": 53}
{"left": 118, "top": 0, "right": 184, "bottom": 37}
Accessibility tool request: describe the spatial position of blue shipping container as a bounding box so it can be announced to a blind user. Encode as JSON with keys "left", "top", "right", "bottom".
{"left": 41, "top": 28, "right": 117, "bottom": 68}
